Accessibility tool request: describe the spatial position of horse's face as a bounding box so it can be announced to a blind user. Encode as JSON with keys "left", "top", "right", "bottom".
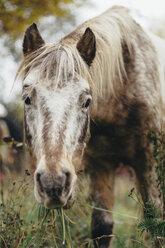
{"left": 21, "top": 24, "right": 96, "bottom": 208}
{"left": 23, "top": 74, "right": 91, "bottom": 208}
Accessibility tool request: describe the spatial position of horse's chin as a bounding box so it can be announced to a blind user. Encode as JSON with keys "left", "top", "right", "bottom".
{"left": 41, "top": 198, "right": 75, "bottom": 210}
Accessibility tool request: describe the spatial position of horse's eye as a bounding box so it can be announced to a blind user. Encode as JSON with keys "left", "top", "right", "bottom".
{"left": 25, "top": 97, "right": 31, "bottom": 105}
{"left": 84, "top": 98, "right": 91, "bottom": 108}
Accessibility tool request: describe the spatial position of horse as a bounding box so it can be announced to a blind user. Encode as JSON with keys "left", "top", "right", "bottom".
{"left": 16, "top": 6, "right": 165, "bottom": 247}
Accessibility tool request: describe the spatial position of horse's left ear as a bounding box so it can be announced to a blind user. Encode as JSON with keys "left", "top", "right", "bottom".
{"left": 23, "top": 23, "right": 45, "bottom": 56}
{"left": 77, "top": 27, "right": 96, "bottom": 66}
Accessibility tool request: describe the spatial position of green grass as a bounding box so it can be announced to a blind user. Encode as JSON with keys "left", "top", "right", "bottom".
{"left": 0, "top": 170, "right": 163, "bottom": 248}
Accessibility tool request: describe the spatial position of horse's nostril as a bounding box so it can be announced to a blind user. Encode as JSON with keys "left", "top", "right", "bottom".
{"left": 65, "top": 171, "right": 71, "bottom": 189}
{"left": 36, "top": 172, "right": 44, "bottom": 193}
{"left": 36, "top": 173, "right": 41, "bottom": 182}
{"left": 65, "top": 171, "right": 71, "bottom": 179}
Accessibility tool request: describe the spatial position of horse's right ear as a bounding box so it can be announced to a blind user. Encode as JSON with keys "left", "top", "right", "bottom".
{"left": 23, "top": 23, "right": 45, "bottom": 56}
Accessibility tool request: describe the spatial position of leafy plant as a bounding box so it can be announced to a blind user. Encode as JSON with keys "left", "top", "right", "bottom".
{"left": 136, "top": 132, "right": 165, "bottom": 247}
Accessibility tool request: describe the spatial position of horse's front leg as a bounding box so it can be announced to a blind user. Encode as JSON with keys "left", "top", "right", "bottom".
{"left": 89, "top": 165, "right": 115, "bottom": 248}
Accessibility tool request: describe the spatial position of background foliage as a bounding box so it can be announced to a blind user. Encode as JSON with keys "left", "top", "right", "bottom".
{"left": 0, "top": 0, "right": 84, "bottom": 38}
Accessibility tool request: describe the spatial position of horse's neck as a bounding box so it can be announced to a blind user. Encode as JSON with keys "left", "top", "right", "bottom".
{"left": 91, "top": 31, "right": 165, "bottom": 130}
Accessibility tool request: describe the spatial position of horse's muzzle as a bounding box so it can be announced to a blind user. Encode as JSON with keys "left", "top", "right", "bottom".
{"left": 34, "top": 170, "right": 76, "bottom": 208}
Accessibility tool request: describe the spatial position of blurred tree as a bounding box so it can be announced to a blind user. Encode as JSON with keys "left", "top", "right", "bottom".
{"left": 0, "top": 0, "right": 87, "bottom": 62}
{"left": 4, "top": 96, "right": 23, "bottom": 125}
{"left": 0, "top": 0, "right": 84, "bottom": 38}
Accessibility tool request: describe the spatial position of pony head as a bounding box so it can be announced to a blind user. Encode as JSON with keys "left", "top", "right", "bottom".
{"left": 19, "top": 23, "right": 96, "bottom": 208}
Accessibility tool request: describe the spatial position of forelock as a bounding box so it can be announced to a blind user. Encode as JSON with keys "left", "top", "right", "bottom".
{"left": 16, "top": 43, "right": 92, "bottom": 89}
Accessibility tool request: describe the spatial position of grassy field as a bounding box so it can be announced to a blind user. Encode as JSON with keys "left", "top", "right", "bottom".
{"left": 0, "top": 169, "right": 163, "bottom": 248}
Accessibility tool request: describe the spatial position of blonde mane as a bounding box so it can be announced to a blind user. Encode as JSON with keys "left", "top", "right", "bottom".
{"left": 17, "top": 6, "right": 136, "bottom": 105}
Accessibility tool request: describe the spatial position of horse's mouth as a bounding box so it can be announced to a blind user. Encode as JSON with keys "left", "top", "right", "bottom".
{"left": 37, "top": 192, "right": 75, "bottom": 209}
